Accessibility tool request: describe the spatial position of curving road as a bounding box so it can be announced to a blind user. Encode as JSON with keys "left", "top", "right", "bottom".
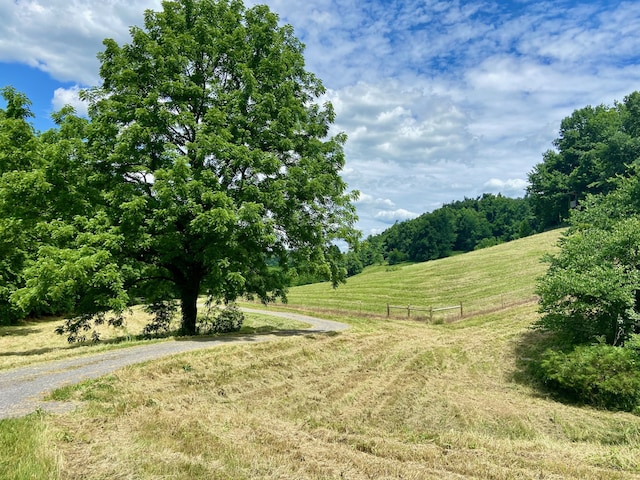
{"left": 0, "top": 308, "right": 348, "bottom": 419}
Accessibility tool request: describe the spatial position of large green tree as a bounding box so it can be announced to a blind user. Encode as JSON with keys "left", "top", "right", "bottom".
{"left": 536, "top": 169, "right": 640, "bottom": 346}
{"left": 17, "top": 0, "right": 357, "bottom": 337}
{"left": 0, "top": 87, "right": 42, "bottom": 324}
{"left": 527, "top": 92, "right": 640, "bottom": 229}
{"left": 532, "top": 170, "right": 640, "bottom": 411}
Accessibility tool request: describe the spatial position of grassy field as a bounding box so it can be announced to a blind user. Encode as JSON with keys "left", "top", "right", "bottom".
{"left": 5, "top": 228, "right": 640, "bottom": 479}
{"left": 278, "top": 229, "right": 563, "bottom": 318}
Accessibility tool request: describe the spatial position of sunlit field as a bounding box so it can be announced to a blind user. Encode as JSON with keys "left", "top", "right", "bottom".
{"left": 0, "top": 307, "right": 308, "bottom": 371}
{"left": 277, "top": 229, "right": 563, "bottom": 319}
{"left": 5, "top": 228, "right": 640, "bottom": 479}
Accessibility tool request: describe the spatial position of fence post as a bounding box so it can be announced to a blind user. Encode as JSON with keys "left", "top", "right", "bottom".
{"left": 460, "top": 302, "right": 463, "bottom": 318}
{"left": 407, "top": 305, "right": 411, "bottom": 318}
{"left": 430, "top": 306, "right": 433, "bottom": 322}
{"left": 387, "top": 303, "right": 390, "bottom": 318}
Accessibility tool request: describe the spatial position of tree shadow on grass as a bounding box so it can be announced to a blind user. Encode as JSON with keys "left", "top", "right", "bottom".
{"left": 0, "top": 316, "right": 64, "bottom": 337}
{"left": 0, "top": 346, "right": 67, "bottom": 357}
{"left": 510, "top": 326, "right": 564, "bottom": 398}
{"left": 0, "top": 330, "right": 156, "bottom": 358}
{"left": 0, "top": 322, "right": 340, "bottom": 359}
{"left": 174, "top": 328, "right": 339, "bottom": 342}
{"left": 0, "top": 327, "right": 42, "bottom": 337}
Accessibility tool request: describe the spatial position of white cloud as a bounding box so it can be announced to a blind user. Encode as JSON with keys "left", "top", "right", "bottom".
{"left": 0, "top": 0, "right": 162, "bottom": 84}
{"left": 483, "top": 178, "right": 528, "bottom": 195}
{"left": 51, "top": 85, "right": 88, "bottom": 116}
{"left": 327, "top": 81, "right": 477, "bottom": 167}
{"left": 355, "top": 193, "right": 395, "bottom": 208}
{"left": 375, "top": 208, "right": 419, "bottom": 223}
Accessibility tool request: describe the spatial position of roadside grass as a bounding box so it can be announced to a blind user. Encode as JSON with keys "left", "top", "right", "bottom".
{"left": 0, "top": 411, "right": 59, "bottom": 480}
{"left": 0, "top": 307, "right": 155, "bottom": 371}
{"left": 277, "top": 229, "right": 564, "bottom": 319}
{"left": 46, "top": 301, "right": 640, "bottom": 479}
{"left": 0, "top": 309, "right": 309, "bottom": 371}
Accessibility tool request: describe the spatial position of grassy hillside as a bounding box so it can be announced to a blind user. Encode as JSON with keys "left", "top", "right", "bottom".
{"left": 6, "top": 228, "right": 640, "bottom": 479}
{"left": 282, "top": 228, "right": 563, "bottom": 318}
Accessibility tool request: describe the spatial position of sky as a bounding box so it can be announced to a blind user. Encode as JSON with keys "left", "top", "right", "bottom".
{"left": 1, "top": 0, "right": 640, "bottom": 236}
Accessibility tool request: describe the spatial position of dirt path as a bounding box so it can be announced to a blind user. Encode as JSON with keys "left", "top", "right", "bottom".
{"left": 0, "top": 309, "right": 348, "bottom": 419}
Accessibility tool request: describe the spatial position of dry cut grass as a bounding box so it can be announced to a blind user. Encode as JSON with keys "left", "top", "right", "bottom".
{"left": 0, "top": 308, "right": 155, "bottom": 371}
{"left": 47, "top": 301, "right": 640, "bottom": 479}
{"left": 0, "top": 308, "right": 308, "bottom": 371}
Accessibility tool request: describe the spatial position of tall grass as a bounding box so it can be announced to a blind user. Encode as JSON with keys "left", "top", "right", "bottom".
{"left": 0, "top": 412, "right": 59, "bottom": 479}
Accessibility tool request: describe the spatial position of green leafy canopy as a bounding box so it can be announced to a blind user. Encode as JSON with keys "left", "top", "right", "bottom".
{"left": 4, "top": 0, "right": 358, "bottom": 337}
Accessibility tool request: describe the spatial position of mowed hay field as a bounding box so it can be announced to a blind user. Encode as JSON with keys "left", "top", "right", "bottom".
{"left": 282, "top": 229, "right": 563, "bottom": 318}
{"left": 5, "top": 229, "right": 640, "bottom": 479}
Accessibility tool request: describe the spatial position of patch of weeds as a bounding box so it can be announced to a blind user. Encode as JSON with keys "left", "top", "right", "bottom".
{"left": 197, "top": 302, "right": 244, "bottom": 334}
{"left": 50, "top": 376, "right": 119, "bottom": 403}
{"left": 48, "top": 383, "right": 83, "bottom": 401}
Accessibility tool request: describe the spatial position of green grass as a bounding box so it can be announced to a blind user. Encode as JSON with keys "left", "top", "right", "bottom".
{"left": 239, "top": 312, "right": 309, "bottom": 333}
{"left": 0, "top": 412, "right": 59, "bottom": 480}
{"left": 280, "top": 229, "right": 563, "bottom": 318}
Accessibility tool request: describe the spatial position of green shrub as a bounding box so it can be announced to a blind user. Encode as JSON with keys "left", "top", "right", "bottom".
{"left": 197, "top": 303, "right": 244, "bottom": 334}
{"left": 474, "top": 236, "right": 501, "bottom": 250}
{"left": 538, "top": 341, "right": 640, "bottom": 412}
{"left": 387, "top": 249, "right": 408, "bottom": 265}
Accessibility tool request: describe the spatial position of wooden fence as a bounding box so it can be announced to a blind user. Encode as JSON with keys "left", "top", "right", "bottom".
{"left": 386, "top": 303, "right": 463, "bottom": 321}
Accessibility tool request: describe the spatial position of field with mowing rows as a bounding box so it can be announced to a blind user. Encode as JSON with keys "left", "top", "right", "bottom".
{"left": 5, "top": 228, "right": 640, "bottom": 479}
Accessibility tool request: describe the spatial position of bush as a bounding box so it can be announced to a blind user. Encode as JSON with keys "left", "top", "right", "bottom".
{"left": 474, "top": 237, "right": 501, "bottom": 250}
{"left": 387, "top": 249, "right": 408, "bottom": 265}
{"left": 198, "top": 303, "right": 244, "bottom": 334}
{"left": 537, "top": 341, "right": 640, "bottom": 412}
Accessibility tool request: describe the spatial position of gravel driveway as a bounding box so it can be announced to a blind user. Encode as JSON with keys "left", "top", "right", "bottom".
{"left": 0, "top": 308, "right": 348, "bottom": 419}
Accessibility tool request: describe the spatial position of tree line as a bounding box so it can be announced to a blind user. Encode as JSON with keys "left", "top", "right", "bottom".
{"left": 337, "top": 194, "right": 534, "bottom": 278}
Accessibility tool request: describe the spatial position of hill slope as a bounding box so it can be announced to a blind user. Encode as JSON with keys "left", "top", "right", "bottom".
{"left": 285, "top": 229, "right": 563, "bottom": 317}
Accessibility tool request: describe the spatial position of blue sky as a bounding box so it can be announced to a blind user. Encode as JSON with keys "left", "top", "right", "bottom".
{"left": 1, "top": 0, "right": 640, "bottom": 236}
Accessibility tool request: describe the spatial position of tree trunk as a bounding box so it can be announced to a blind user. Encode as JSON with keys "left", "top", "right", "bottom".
{"left": 180, "top": 280, "right": 200, "bottom": 335}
